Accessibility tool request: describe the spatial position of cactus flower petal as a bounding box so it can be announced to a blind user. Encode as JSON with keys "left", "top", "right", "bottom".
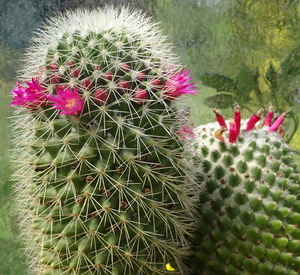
{"left": 234, "top": 103, "right": 241, "bottom": 136}
{"left": 246, "top": 108, "right": 264, "bottom": 131}
{"left": 163, "top": 67, "right": 199, "bottom": 99}
{"left": 229, "top": 120, "right": 238, "bottom": 143}
{"left": 47, "top": 87, "right": 84, "bottom": 115}
{"left": 268, "top": 112, "right": 287, "bottom": 132}
{"left": 10, "top": 78, "right": 47, "bottom": 108}
{"left": 265, "top": 103, "right": 274, "bottom": 127}
{"left": 213, "top": 108, "right": 228, "bottom": 129}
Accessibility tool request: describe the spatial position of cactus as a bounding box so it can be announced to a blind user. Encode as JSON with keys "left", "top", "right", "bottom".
{"left": 188, "top": 104, "right": 300, "bottom": 275}
{"left": 10, "top": 7, "right": 199, "bottom": 275}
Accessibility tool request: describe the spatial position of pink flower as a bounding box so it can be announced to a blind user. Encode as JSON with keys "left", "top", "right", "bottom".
{"left": 245, "top": 109, "right": 264, "bottom": 131}
{"left": 264, "top": 102, "right": 274, "bottom": 127}
{"left": 268, "top": 112, "right": 287, "bottom": 132}
{"left": 163, "top": 67, "right": 199, "bottom": 99}
{"left": 47, "top": 87, "right": 84, "bottom": 115}
{"left": 234, "top": 103, "right": 241, "bottom": 136}
{"left": 229, "top": 120, "right": 238, "bottom": 143}
{"left": 213, "top": 108, "right": 228, "bottom": 130}
{"left": 10, "top": 78, "right": 47, "bottom": 109}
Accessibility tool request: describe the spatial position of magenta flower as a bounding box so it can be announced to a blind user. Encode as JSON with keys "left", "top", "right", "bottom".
{"left": 268, "top": 112, "right": 287, "bottom": 133}
{"left": 163, "top": 67, "right": 199, "bottom": 99}
{"left": 10, "top": 78, "right": 48, "bottom": 109}
{"left": 47, "top": 87, "right": 84, "bottom": 115}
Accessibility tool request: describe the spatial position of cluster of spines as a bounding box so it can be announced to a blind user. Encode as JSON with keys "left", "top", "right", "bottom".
{"left": 11, "top": 8, "right": 198, "bottom": 275}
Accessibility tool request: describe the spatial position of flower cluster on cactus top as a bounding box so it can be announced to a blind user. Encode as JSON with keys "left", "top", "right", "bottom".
{"left": 10, "top": 78, "right": 47, "bottom": 109}
{"left": 213, "top": 103, "right": 287, "bottom": 143}
{"left": 10, "top": 68, "right": 199, "bottom": 115}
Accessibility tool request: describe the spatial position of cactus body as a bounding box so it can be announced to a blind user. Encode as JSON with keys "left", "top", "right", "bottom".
{"left": 188, "top": 110, "right": 300, "bottom": 275}
{"left": 10, "top": 7, "right": 198, "bottom": 275}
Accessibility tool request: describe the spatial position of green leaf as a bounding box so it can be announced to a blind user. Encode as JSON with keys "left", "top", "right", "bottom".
{"left": 235, "top": 64, "right": 254, "bottom": 101}
{"left": 280, "top": 44, "right": 300, "bottom": 81}
{"left": 203, "top": 94, "right": 235, "bottom": 109}
{"left": 200, "top": 73, "right": 235, "bottom": 92}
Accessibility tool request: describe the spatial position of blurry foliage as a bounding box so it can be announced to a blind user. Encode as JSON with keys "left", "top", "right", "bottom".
{"left": 150, "top": 0, "right": 300, "bottom": 145}
{"left": 0, "top": 43, "right": 23, "bottom": 82}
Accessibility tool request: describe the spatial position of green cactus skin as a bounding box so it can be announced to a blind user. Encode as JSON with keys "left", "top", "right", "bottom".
{"left": 10, "top": 7, "right": 198, "bottom": 275}
{"left": 188, "top": 120, "right": 300, "bottom": 275}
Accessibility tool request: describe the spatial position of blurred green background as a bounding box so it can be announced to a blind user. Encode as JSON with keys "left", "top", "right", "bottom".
{"left": 1, "top": 0, "right": 300, "bottom": 273}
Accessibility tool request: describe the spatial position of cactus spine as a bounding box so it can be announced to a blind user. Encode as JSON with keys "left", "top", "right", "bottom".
{"left": 188, "top": 106, "right": 300, "bottom": 275}
{"left": 10, "top": 7, "right": 199, "bottom": 275}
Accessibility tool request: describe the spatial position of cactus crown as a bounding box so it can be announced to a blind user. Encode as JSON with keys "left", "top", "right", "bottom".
{"left": 10, "top": 7, "right": 199, "bottom": 275}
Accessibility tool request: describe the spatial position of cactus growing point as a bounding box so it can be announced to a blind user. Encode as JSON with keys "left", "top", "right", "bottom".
{"left": 10, "top": 7, "right": 199, "bottom": 275}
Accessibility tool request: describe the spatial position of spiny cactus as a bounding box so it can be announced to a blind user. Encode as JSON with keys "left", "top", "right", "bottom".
{"left": 10, "top": 7, "right": 199, "bottom": 275}
{"left": 188, "top": 104, "right": 300, "bottom": 275}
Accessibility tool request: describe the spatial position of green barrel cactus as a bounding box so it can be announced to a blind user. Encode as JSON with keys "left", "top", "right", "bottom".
{"left": 188, "top": 105, "right": 300, "bottom": 275}
{"left": 10, "top": 7, "right": 199, "bottom": 275}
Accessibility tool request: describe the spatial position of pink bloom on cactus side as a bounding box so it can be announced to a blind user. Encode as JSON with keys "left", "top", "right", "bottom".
{"left": 163, "top": 67, "right": 199, "bottom": 99}
{"left": 47, "top": 87, "right": 84, "bottom": 115}
{"left": 10, "top": 78, "right": 47, "bottom": 109}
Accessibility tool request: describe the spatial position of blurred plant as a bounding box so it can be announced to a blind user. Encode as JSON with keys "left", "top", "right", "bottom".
{"left": 200, "top": 29, "right": 300, "bottom": 142}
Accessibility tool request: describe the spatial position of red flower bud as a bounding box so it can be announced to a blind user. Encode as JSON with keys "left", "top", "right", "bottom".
{"left": 50, "top": 73, "right": 62, "bottom": 84}
{"left": 246, "top": 109, "right": 264, "bottom": 131}
{"left": 71, "top": 68, "right": 81, "bottom": 78}
{"left": 234, "top": 103, "right": 241, "bottom": 136}
{"left": 49, "top": 63, "right": 60, "bottom": 72}
{"left": 117, "top": 79, "right": 131, "bottom": 93}
{"left": 137, "top": 72, "right": 146, "bottom": 81}
{"left": 229, "top": 120, "right": 238, "bottom": 143}
{"left": 134, "top": 89, "right": 148, "bottom": 104}
{"left": 67, "top": 61, "right": 75, "bottom": 69}
{"left": 104, "top": 71, "right": 113, "bottom": 81}
{"left": 150, "top": 78, "right": 162, "bottom": 87}
{"left": 268, "top": 112, "right": 287, "bottom": 132}
{"left": 56, "top": 84, "right": 69, "bottom": 90}
{"left": 264, "top": 102, "right": 274, "bottom": 127}
{"left": 120, "top": 64, "right": 130, "bottom": 72}
{"left": 81, "top": 78, "right": 94, "bottom": 90}
{"left": 94, "top": 89, "right": 109, "bottom": 105}
{"left": 213, "top": 109, "right": 228, "bottom": 129}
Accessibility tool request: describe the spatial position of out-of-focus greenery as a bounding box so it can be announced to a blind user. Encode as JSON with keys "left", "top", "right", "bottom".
{"left": 151, "top": 0, "right": 300, "bottom": 147}
{"left": 0, "top": 80, "right": 27, "bottom": 274}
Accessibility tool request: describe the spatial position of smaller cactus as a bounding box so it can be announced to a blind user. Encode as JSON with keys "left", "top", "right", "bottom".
{"left": 187, "top": 104, "right": 300, "bottom": 275}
